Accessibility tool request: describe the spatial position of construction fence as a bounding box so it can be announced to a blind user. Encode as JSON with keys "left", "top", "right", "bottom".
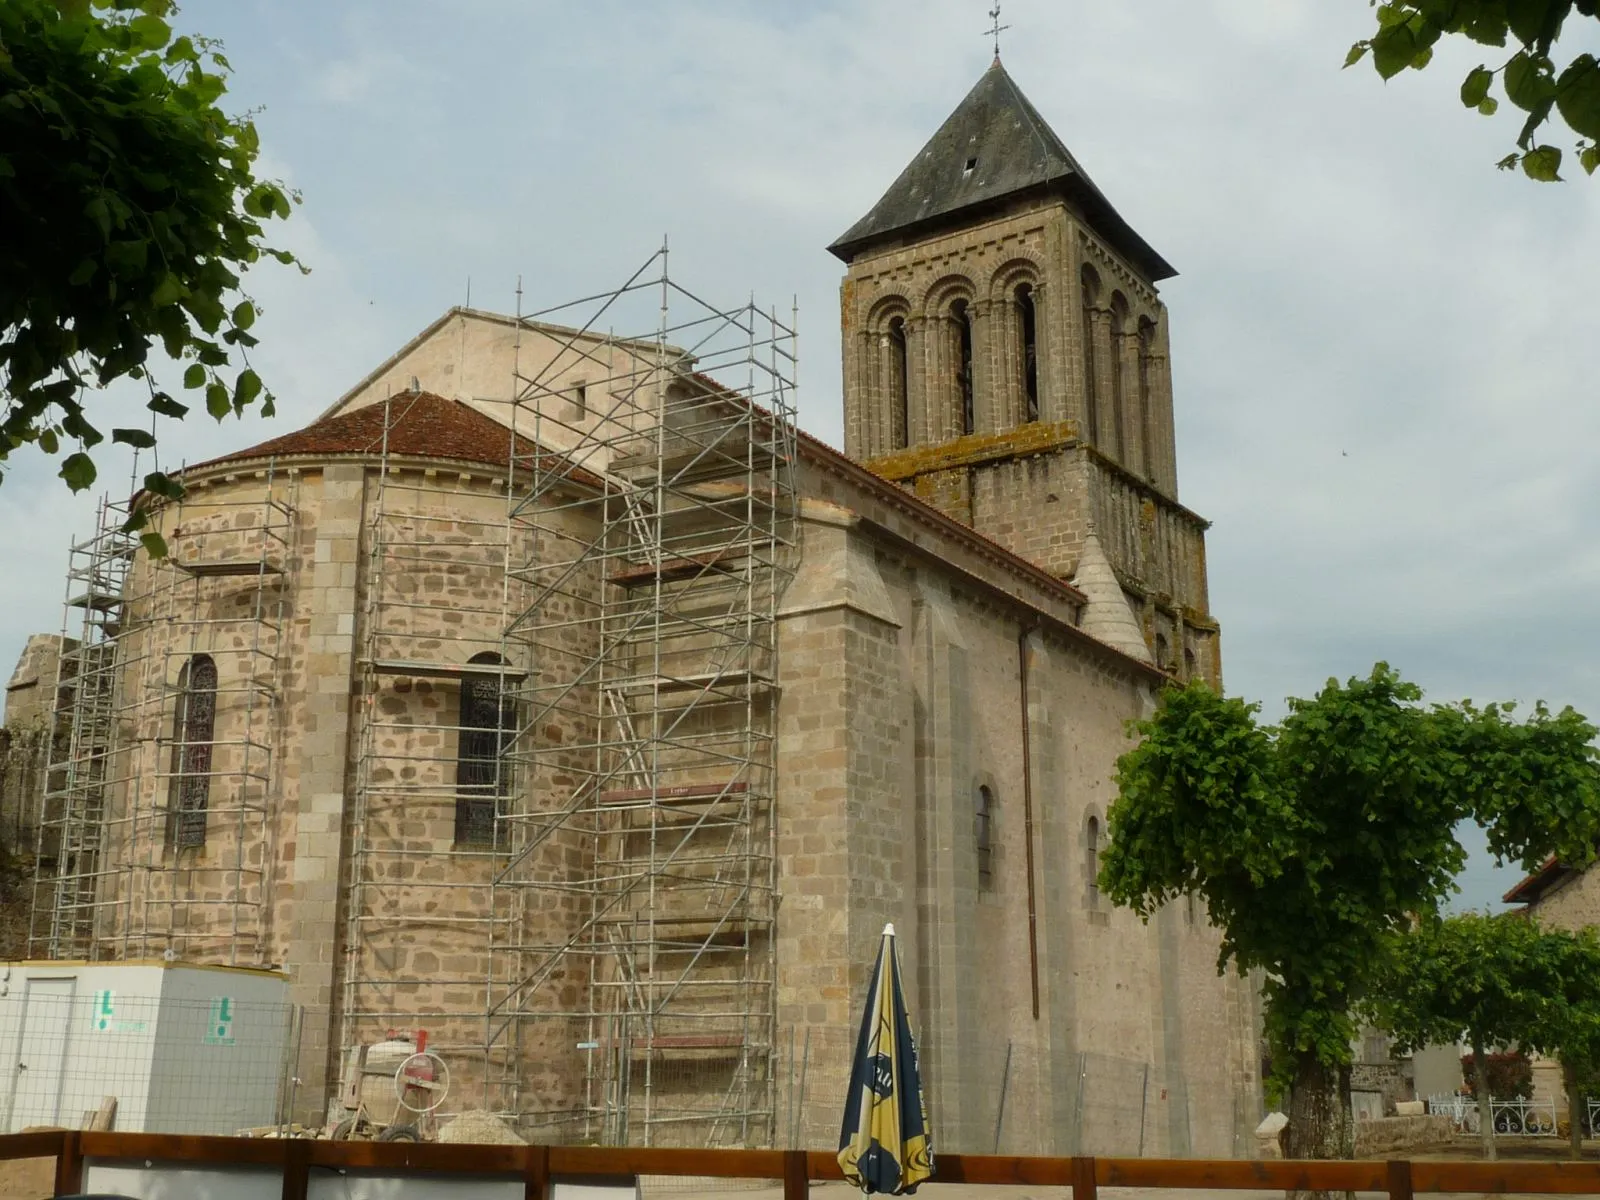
{"left": 7, "top": 992, "right": 1246, "bottom": 1161}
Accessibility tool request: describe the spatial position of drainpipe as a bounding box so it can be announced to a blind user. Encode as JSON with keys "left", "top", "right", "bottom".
{"left": 1019, "top": 627, "right": 1041, "bottom": 1019}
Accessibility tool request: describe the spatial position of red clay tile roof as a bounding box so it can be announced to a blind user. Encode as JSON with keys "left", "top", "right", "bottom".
{"left": 187, "top": 392, "right": 562, "bottom": 476}
{"left": 1503, "top": 855, "right": 1576, "bottom": 906}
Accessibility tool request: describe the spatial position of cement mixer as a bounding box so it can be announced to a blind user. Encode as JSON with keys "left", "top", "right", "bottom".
{"left": 328, "top": 1029, "right": 450, "bottom": 1142}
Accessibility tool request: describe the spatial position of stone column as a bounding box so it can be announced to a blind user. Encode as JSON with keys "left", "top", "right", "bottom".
{"left": 1147, "top": 319, "right": 1178, "bottom": 493}
{"left": 1089, "top": 308, "right": 1116, "bottom": 452}
{"left": 775, "top": 515, "right": 905, "bottom": 1148}
{"left": 969, "top": 299, "right": 1006, "bottom": 434}
{"left": 1023, "top": 632, "right": 1082, "bottom": 1154}
{"left": 285, "top": 463, "right": 365, "bottom": 1123}
{"left": 925, "top": 314, "right": 957, "bottom": 444}
{"left": 1117, "top": 331, "right": 1144, "bottom": 476}
{"left": 851, "top": 329, "right": 875, "bottom": 460}
{"left": 911, "top": 586, "right": 982, "bottom": 1152}
{"left": 904, "top": 316, "right": 931, "bottom": 449}
{"left": 1030, "top": 282, "right": 1053, "bottom": 424}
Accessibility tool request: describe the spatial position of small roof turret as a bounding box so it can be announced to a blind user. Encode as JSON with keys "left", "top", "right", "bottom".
{"left": 828, "top": 60, "right": 1175, "bottom": 282}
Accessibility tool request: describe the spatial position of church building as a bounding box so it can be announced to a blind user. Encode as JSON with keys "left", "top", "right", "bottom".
{"left": 18, "top": 60, "right": 1260, "bottom": 1155}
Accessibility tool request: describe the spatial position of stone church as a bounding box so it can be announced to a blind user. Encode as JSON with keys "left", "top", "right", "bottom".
{"left": 18, "top": 60, "right": 1260, "bottom": 1154}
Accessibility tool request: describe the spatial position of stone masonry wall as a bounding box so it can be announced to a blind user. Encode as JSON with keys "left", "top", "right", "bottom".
{"left": 774, "top": 485, "right": 1260, "bottom": 1156}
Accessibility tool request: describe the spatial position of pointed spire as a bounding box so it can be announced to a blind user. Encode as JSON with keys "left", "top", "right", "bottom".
{"left": 828, "top": 62, "right": 1174, "bottom": 283}
{"left": 1074, "top": 527, "right": 1152, "bottom": 664}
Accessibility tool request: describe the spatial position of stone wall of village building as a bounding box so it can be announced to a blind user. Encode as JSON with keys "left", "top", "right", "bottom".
{"left": 1529, "top": 870, "right": 1600, "bottom": 934}
{"left": 774, "top": 482, "right": 1260, "bottom": 1157}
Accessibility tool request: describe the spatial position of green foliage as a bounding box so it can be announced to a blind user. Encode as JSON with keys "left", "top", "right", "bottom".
{"left": 1101, "top": 664, "right": 1600, "bottom": 1096}
{"left": 1368, "top": 911, "right": 1554, "bottom": 1072}
{"left": 1347, "top": 1, "right": 1600, "bottom": 179}
{"left": 0, "top": 0, "right": 301, "bottom": 537}
{"left": 1459, "top": 1050, "right": 1535, "bottom": 1099}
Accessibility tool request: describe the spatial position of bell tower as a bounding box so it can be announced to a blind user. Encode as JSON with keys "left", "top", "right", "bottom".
{"left": 830, "top": 59, "right": 1219, "bottom": 681}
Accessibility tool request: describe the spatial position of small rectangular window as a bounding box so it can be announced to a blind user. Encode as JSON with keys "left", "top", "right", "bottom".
{"left": 570, "top": 381, "right": 587, "bottom": 419}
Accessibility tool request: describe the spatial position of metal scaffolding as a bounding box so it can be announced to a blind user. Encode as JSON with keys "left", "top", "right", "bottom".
{"left": 489, "top": 247, "right": 799, "bottom": 1145}
{"left": 30, "top": 496, "right": 136, "bottom": 959}
{"left": 30, "top": 472, "right": 294, "bottom": 965}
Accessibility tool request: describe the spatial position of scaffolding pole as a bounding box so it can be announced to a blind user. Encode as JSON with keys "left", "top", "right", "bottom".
{"left": 490, "top": 246, "right": 798, "bottom": 1146}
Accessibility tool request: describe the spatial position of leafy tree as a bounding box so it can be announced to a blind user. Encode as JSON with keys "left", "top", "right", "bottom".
{"left": 0, "top": 0, "right": 299, "bottom": 550}
{"left": 1348, "top": 1, "right": 1600, "bottom": 181}
{"left": 1368, "top": 913, "right": 1552, "bottom": 1160}
{"left": 1100, "top": 664, "right": 1600, "bottom": 1159}
{"left": 1527, "top": 926, "right": 1600, "bottom": 1159}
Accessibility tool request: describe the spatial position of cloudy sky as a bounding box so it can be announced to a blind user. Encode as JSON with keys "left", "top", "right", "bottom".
{"left": 5, "top": 1, "right": 1597, "bottom": 908}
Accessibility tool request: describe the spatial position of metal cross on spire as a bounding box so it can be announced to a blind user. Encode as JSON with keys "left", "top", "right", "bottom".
{"left": 986, "top": 2, "right": 1011, "bottom": 59}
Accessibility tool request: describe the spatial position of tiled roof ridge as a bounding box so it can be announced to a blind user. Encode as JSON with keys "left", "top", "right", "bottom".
{"left": 183, "top": 391, "right": 532, "bottom": 475}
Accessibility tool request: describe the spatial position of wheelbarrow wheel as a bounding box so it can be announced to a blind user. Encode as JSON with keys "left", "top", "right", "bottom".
{"left": 378, "top": 1123, "right": 421, "bottom": 1142}
{"left": 331, "top": 1117, "right": 368, "bottom": 1141}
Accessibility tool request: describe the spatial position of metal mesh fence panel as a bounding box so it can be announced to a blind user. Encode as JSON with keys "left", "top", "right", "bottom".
{"left": 2, "top": 992, "right": 297, "bottom": 1135}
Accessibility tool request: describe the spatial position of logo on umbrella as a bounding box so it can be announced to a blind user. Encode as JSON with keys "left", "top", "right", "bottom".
{"left": 869, "top": 1053, "right": 895, "bottom": 1098}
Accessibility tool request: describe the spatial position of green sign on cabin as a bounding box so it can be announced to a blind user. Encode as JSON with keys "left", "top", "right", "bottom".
{"left": 205, "top": 996, "right": 235, "bottom": 1046}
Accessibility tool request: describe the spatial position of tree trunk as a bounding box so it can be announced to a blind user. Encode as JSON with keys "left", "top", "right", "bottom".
{"left": 1473, "top": 1039, "right": 1496, "bottom": 1162}
{"left": 1283, "top": 1052, "right": 1354, "bottom": 1200}
{"left": 1565, "top": 1059, "right": 1583, "bottom": 1161}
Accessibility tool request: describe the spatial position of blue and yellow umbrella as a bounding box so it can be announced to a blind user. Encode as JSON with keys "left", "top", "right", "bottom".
{"left": 838, "top": 923, "right": 934, "bottom": 1195}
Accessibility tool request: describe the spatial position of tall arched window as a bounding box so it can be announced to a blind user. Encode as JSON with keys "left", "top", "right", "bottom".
{"left": 1184, "top": 648, "right": 1197, "bottom": 680}
{"left": 1016, "top": 284, "right": 1039, "bottom": 423}
{"left": 951, "top": 299, "right": 975, "bottom": 436}
{"left": 456, "top": 652, "right": 515, "bottom": 845}
{"left": 1155, "top": 633, "right": 1171, "bottom": 673}
{"left": 1085, "top": 815, "right": 1101, "bottom": 910}
{"left": 888, "top": 316, "right": 909, "bottom": 450}
{"left": 975, "top": 784, "right": 995, "bottom": 888}
{"left": 168, "top": 654, "right": 217, "bottom": 849}
{"left": 1079, "top": 265, "right": 1100, "bottom": 445}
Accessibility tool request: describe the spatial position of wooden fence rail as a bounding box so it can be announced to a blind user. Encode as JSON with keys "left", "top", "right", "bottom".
{"left": 7, "top": 1130, "right": 1600, "bottom": 1199}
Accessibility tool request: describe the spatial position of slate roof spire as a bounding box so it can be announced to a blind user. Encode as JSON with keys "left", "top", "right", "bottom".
{"left": 828, "top": 60, "right": 1175, "bottom": 282}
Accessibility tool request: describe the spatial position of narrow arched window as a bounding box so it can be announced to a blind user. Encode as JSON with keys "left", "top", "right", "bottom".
{"left": 1155, "top": 633, "right": 1170, "bottom": 672}
{"left": 976, "top": 784, "right": 994, "bottom": 888}
{"left": 1085, "top": 815, "right": 1101, "bottom": 910}
{"left": 456, "top": 652, "right": 514, "bottom": 845}
{"left": 1016, "top": 284, "right": 1039, "bottom": 423}
{"left": 1184, "top": 648, "right": 1197, "bottom": 680}
{"left": 889, "top": 316, "right": 909, "bottom": 449}
{"left": 1080, "top": 266, "right": 1100, "bottom": 445}
{"left": 951, "top": 299, "right": 975, "bottom": 436}
{"left": 168, "top": 654, "right": 217, "bottom": 849}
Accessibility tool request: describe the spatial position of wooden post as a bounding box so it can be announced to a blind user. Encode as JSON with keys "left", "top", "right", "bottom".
{"left": 523, "top": 1144, "right": 551, "bottom": 1200}
{"left": 1071, "top": 1155, "right": 1098, "bottom": 1200}
{"left": 1387, "top": 1158, "right": 1413, "bottom": 1200}
{"left": 53, "top": 1130, "right": 83, "bottom": 1197}
{"left": 281, "top": 1137, "right": 311, "bottom": 1200}
{"left": 783, "top": 1148, "right": 809, "bottom": 1200}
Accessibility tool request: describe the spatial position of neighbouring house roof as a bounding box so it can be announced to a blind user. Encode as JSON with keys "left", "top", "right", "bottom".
{"left": 185, "top": 391, "right": 596, "bottom": 485}
{"left": 828, "top": 59, "right": 1176, "bottom": 282}
{"left": 1503, "top": 856, "right": 1580, "bottom": 906}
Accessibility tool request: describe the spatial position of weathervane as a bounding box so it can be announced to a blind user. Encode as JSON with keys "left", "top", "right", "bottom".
{"left": 986, "top": 2, "right": 1010, "bottom": 59}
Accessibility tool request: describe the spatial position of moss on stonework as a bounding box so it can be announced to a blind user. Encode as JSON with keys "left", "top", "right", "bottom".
{"left": 864, "top": 420, "right": 1079, "bottom": 482}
